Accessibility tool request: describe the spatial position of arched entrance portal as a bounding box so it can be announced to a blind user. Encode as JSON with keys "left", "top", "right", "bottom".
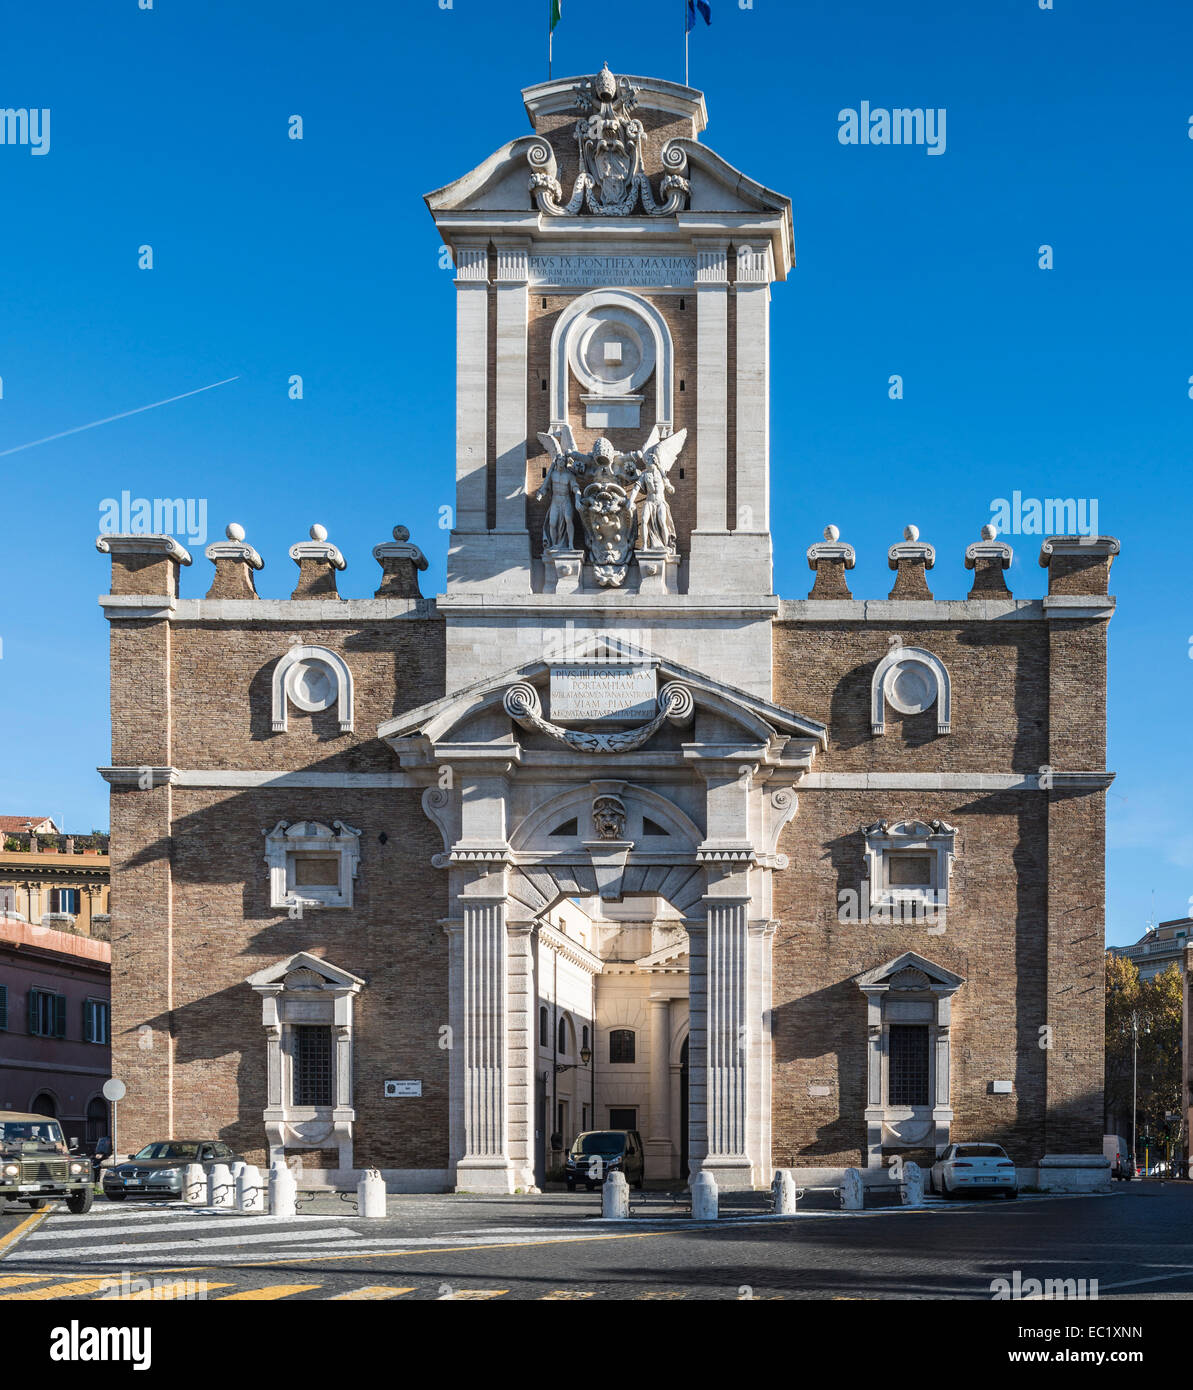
{"left": 531, "top": 890, "right": 691, "bottom": 1185}
{"left": 382, "top": 636, "right": 826, "bottom": 1193}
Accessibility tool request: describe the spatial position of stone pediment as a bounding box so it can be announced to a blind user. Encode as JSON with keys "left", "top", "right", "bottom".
{"left": 246, "top": 951, "right": 365, "bottom": 994}
{"left": 854, "top": 951, "right": 965, "bottom": 994}
{"left": 424, "top": 67, "right": 794, "bottom": 280}
{"left": 378, "top": 634, "right": 825, "bottom": 767}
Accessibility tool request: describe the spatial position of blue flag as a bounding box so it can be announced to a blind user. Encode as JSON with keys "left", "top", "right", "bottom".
{"left": 685, "top": 0, "right": 712, "bottom": 33}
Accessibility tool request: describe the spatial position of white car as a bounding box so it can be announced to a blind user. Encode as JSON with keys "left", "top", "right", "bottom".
{"left": 930, "top": 1142, "right": 1018, "bottom": 1199}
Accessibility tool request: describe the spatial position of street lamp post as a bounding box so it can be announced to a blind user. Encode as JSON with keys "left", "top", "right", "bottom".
{"left": 1132, "top": 1011, "right": 1139, "bottom": 1176}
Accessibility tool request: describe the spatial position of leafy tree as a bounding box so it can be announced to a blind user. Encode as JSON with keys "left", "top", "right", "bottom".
{"left": 1105, "top": 956, "right": 1184, "bottom": 1162}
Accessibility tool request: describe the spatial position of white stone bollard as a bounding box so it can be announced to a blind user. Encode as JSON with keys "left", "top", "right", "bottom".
{"left": 269, "top": 1162, "right": 297, "bottom": 1219}
{"left": 691, "top": 1170, "right": 719, "bottom": 1220}
{"left": 207, "top": 1162, "right": 235, "bottom": 1209}
{"left": 901, "top": 1161, "right": 924, "bottom": 1208}
{"left": 182, "top": 1163, "right": 206, "bottom": 1205}
{"left": 602, "top": 1170, "right": 630, "bottom": 1220}
{"left": 840, "top": 1167, "right": 864, "bottom": 1211}
{"left": 771, "top": 1169, "right": 797, "bottom": 1215}
{"left": 358, "top": 1167, "right": 387, "bottom": 1219}
{"left": 236, "top": 1163, "right": 265, "bottom": 1213}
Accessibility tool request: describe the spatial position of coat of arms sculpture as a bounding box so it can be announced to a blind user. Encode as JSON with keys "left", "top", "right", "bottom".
{"left": 536, "top": 424, "right": 688, "bottom": 587}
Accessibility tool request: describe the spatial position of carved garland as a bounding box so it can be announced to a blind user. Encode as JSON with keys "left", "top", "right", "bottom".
{"left": 503, "top": 681, "right": 694, "bottom": 754}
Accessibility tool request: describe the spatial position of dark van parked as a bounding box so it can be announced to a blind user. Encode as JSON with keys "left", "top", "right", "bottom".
{"left": 565, "top": 1130, "right": 645, "bottom": 1191}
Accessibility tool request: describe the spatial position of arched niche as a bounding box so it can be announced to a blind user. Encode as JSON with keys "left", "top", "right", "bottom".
{"left": 549, "top": 289, "right": 673, "bottom": 435}
{"left": 272, "top": 645, "right": 354, "bottom": 734}
{"left": 871, "top": 646, "right": 951, "bottom": 736}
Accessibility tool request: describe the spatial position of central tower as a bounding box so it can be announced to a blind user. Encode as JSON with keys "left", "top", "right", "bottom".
{"left": 426, "top": 64, "right": 793, "bottom": 632}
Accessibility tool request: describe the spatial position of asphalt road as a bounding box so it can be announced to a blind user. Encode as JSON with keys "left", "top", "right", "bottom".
{"left": 1, "top": 1182, "right": 1189, "bottom": 1301}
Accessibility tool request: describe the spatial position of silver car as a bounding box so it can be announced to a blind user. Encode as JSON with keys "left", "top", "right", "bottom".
{"left": 102, "top": 1140, "right": 241, "bottom": 1201}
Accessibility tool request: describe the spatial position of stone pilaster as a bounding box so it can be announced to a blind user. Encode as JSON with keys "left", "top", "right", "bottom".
{"left": 647, "top": 996, "right": 673, "bottom": 1179}
{"left": 729, "top": 244, "right": 774, "bottom": 593}
{"left": 455, "top": 888, "right": 513, "bottom": 1191}
{"left": 453, "top": 242, "right": 489, "bottom": 536}
{"left": 695, "top": 893, "right": 754, "bottom": 1189}
{"left": 506, "top": 921, "right": 537, "bottom": 1189}
{"left": 687, "top": 242, "right": 730, "bottom": 593}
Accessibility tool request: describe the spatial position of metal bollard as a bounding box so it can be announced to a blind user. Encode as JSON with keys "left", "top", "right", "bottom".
{"left": 207, "top": 1162, "right": 235, "bottom": 1209}
{"left": 771, "top": 1169, "right": 797, "bottom": 1215}
{"left": 358, "top": 1167, "right": 387, "bottom": 1219}
{"left": 182, "top": 1163, "right": 206, "bottom": 1205}
{"left": 269, "top": 1162, "right": 297, "bottom": 1219}
{"left": 840, "top": 1167, "right": 864, "bottom": 1211}
{"left": 901, "top": 1160, "right": 924, "bottom": 1208}
{"left": 691, "top": 1170, "right": 718, "bottom": 1220}
{"left": 602, "top": 1171, "right": 630, "bottom": 1220}
{"left": 236, "top": 1163, "right": 265, "bottom": 1213}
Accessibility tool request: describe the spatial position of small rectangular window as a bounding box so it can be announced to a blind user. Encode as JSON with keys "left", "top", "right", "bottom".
{"left": 888, "top": 1025, "right": 930, "bottom": 1106}
{"left": 887, "top": 854, "right": 933, "bottom": 887}
{"left": 291, "top": 855, "right": 339, "bottom": 888}
{"left": 609, "top": 1029, "right": 635, "bottom": 1064}
{"left": 29, "top": 989, "right": 67, "bottom": 1039}
{"left": 608, "top": 1108, "right": 637, "bottom": 1131}
{"left": 50, "top": 888, "right": 80, "bottom": 914}
{"left": 293, "top": 1025, "right": 333, "bottom": 1106}
{"left": 83, "top": 999, "right": 109, "bottom": 1045}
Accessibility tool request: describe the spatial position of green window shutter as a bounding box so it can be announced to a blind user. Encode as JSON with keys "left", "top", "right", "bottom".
{"left": 54, "top": 994, "right": 67, "bottom": 1039}
{"left": 83, "top": 1000, "right": 92, "bottom": 1043}
{"left": 28, "top": 990, "right": 38, "bottom": 1035}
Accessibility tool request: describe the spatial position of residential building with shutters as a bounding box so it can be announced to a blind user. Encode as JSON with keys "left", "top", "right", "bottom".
{"left": 0, "top": 916, "right": 112, "bottom": 1144}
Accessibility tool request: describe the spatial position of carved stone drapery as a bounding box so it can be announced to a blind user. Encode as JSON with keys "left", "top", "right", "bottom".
{"left": 503, "top": 681, "right": 694, "bottom": 753}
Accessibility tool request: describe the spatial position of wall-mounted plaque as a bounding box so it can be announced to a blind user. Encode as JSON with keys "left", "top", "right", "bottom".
{"left": 549, "top": 665, "right": 657, "bottom": 724}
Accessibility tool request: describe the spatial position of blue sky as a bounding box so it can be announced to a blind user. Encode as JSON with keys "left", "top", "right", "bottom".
{"left": 0, "top": 0, "right": 1189, "bottom": 946}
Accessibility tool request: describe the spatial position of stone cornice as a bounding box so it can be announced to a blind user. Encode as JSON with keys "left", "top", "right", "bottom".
{"left": 99, "top": 596, "right": 436, "bottom": 623}
{"left": 537, "top": 921, "right": 603, "bottom": 975}
{"left": 777, "top": 597, "right": 1115, "bottom": 622}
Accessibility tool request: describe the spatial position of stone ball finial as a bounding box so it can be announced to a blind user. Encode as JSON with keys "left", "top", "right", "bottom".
{"left": 225, "top": 522, "right": 245, "bottom": 542}
{"left": 824, "top": 525, "right": 840, "bottom": 542}
{"left": 309, "top": 523, "right": 328, "bottom": 542}
{"left": 393, "top": 525, "right": 410, "bottom": 543}
{"left": 904, "top": 525, "right": 920, "bottom": 543}
{"left": 981, "top": 523, "right": 998, "bottom": 541}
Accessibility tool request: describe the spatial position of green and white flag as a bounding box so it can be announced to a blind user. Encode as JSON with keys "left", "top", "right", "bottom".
{"left": 549, "top": 0, "right": 562, "bottom": 33}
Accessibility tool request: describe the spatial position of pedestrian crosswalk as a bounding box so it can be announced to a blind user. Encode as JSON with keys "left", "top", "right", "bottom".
{"left": 8, "top": 1203, "right": 395, "bottom": 1268}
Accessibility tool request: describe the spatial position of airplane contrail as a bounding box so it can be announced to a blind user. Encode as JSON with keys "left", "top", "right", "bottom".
{"left": 0, "top": 375, "right": 241, "bottom": 458}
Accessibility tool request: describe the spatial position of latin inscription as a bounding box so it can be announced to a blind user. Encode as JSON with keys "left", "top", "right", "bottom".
{"left": 529, "top": 255, "right": 696, "bottom": 288}
{"left": 549, "top": 665, "right": 658, "bottom": 723}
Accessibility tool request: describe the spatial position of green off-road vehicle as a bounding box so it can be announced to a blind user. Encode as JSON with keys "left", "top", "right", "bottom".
{"left": 0, "top": 1112, "right": 94, "bottom": 1213}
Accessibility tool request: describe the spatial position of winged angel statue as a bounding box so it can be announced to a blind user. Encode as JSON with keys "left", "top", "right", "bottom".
{"left": 535, "top": 424, "right": 688, "bottom": 587}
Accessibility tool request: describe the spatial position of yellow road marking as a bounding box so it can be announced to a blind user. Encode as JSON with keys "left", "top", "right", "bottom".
{"left": 438, "top": 1288, "right": 507, "bottom": 1300}
{"left": 0, "top": 1274, "right": 58, "bottom": 1288}
{"left": 541, "top": 1290, "right": 594, "bottom": 1299}
{"left": 0, "top": 1209, "right": 50, "bottom": 1259}
{"left": 328, "top": 1285, "right": 416, "bottom": 1301}
{"left": 216, "top": 1284, "right": 324, "bottom": 1301}
{"left": 0, "top": 1277, "right": 124, "bottom": 1301}
{"left": 638, "top": 1291, "right": 684, "bottom": 1299}
{"left": 101, "top": 1282, "right": 235, "bottom": 1300}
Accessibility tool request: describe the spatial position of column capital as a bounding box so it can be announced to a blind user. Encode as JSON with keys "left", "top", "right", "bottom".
{"left": 454, "top": 242, "right": 489, "bottom": 283}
